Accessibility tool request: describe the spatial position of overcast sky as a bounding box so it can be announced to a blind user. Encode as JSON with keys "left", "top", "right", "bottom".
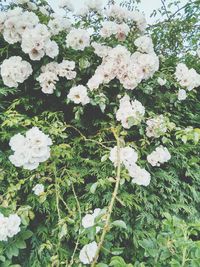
{"left": 48, "top": 0, "right": 188, "bottom": 24}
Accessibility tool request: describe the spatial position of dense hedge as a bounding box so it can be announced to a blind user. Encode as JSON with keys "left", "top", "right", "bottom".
{"left": 0, "top": 0, "right": 200, "bottom": 266}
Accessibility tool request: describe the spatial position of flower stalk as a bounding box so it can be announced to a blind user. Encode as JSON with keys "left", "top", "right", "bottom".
{"left": 91, "top": 128, "right": 121, "bottom": 266}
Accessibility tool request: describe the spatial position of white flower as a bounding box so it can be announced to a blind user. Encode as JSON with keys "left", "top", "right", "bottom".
{"left": 85, "top": 0, "right": 104, "bottom": 12}
{"left": 0, "top": 56, "right": 32, "bottom": 88}
{"left": 9, "top": 133, "right": 26, "bottom": 151}
{"left": 87, "top": 74, "right": 104, "bottom": 91}
{"left": 129, "top": 164, "right": 151, "bottom": 186}
{"left": 157, "top": 77, "right": 167, "bottom": 86}
{"left": 66, "top": 28, "right": 90, "bottom": 51}
{"left": 79, "top": 241, "right": 98, "bottom": 264}
{"left": 48, "top": 16, "right": 71, "bottom": 35}
{"left": 100, "top": 21, "right": 130, "bottom": 40}
{"left": 37, "top": 61, "right": 76, "bottom": 94}
{"left": 0, "top": 213, "right": 21, "bottom": 241}
{"left": 9, "top": 127, "right": 52, "bottom": 170}
{"left": 21, "top": 24, "right": 57, "bottom": 60}
{"left": 0, "top": 214, "right": 9, "bottom": 241}
{"left": 147, "top": 146, "right": 171, "bottom": 167}
{"left": 175, "top": 63, "right": 200, "bottom": 91}
{"left": 58, "top": 60, "right": 76, "bottom": 79}
{"left": 76, "top": 6, "right": 90, "bottom": 16}
{"left": 82, "top": 208, "right": 103, "bottom": 235}
{"left": 2, "top": 8, "right": 39, "bottom": 44}
{"left": 134, "top": 36, "right": 154, "bottom": 54}
{"left": 6, "top": 214, "right": 21, "bottom": 238}
{"left": 178, "top": 89, "right": 187, "bottom": 101}
{"left": 45, "top": 40, "right": 59, "bottom": 58}
{"left": 131, "top": 11, "right": 147, "bottom": 31}
{"left": 37, "top": 71, "right": 59, "bottom": 94}
{"left": 82, "top": 214, "right": 95, "bottom": 228}
{"left": 146, "top": 115, "right": 167, "bottom": 138}
{"left": 33, "top": 184, "right": 44, "bottom": 196}
{"left": 109, "top": 146, "right": 138, "bottom": 168}
{"left": 67, "top": 85, "right": 90, "bottom": 105}
{"left": 58, "top": 0, "right": 74, "bottom": 11}
{"left": 116, "top": 95, "right": 145, "bottom": 129}
{"left": 197, "top": 47, "right": 200, "bottom": 58}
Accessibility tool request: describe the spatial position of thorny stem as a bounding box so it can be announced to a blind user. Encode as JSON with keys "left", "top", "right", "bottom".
{"left": 91, "top": 128, "right": 121, "bottom": 266}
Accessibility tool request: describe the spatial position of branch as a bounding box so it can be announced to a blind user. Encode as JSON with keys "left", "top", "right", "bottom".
{"left": 91, "top": 128, "right": 122, "bottom": 266}
{"left": 161, "top": 0, "right": 170, "bottom": 20}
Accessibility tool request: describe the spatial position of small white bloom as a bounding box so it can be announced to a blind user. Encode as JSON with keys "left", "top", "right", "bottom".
{"left": 67, "top": 85, "right": 90, "bottom": 105}
{"left": 58, "top": 0, "right": 74, "bottom": 11}
{"left": 147, "top": 146, "right": 171, "bottom": 167}
{"left": 0, "top": 56, "right": 32, "bottom": 88}
{"left": 116, "top": 95, "right": 145, "bottom": 129}
{"left": 45, "top": 40, "right": 59, "bottom": 58}
{"left": 9, "top": 127, "right": 52, "bottom": 170}
{"left": 157, "top": 77, "right": 166, "bottom": 86}
{"left": 0, "top": 213, "right": 21, "bottom": 241}
{"left": 129, "top": 164, "right": 151, "bottom": 186}
{"left": 178, "top": 89, "right": 187, "bottom": 101}
{"left": 134, "top": 36, "right": 154, "bottom": 54}
{"left": 197, "top": 47, "right": 200, "bottom": 58}
{"left": 33, "top": 184, "right": 44, "bottom": 196}
{"left": 109, "top": 146, "right": 138, "bottom": 168}
{"left": 79, "top": 241, "right": 98, "bottom": 264}
{"left": 146, "top": 115, "right": 167, "bottom": 138}
{"left": 66, "top": 28, "right": 90, "bottom": 51}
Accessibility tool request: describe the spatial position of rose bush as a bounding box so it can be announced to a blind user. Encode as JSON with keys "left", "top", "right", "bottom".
{"left": 0, "top": 0, "right": 200, "bottom": 266}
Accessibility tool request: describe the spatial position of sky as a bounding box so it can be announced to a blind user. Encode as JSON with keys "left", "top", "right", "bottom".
{"left": 48, "top": 0, "right": 188, "bottom": 24}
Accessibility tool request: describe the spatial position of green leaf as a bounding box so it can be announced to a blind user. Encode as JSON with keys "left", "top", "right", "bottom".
{"left": 111, "top": 220, "right": 127, "bottom": 230}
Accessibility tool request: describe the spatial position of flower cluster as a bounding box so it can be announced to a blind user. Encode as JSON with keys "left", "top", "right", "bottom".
{"left": 33, "top": 184, "right": 45, "bottom": 196}
{"left": 147, "top": 146, "right": 171, "bottom": 166}
{"left": 109, "top": 146, "right": 151, "bottom": 186}
{"left": 79, "top": 241, "right": 98, "bottom": 264}
{"left": 146, "top": 115, "right": 167, "bottom": 138}
{"left": 21, "top": 24, "right": 59, "bottom": 60}
{"left": 67, "top": 85, "right": 90, "bottom": 105}
{"left": 9, "top": 127, "right": 52, "bottom": 170}
{"left": 37, "top": 61, "right": 76, "bottom": 94}
{"left": 0, "top": 7, "right": 39, "bottom": 44}
{"left": 175, "top": 63, "right": 200, "bottom": 91}
{"left": 88, "top": 40, "right": 159, "bottom": 91}
{"left": 116, "top": 95, "right": 145, "bottom": 129}
{"left": 66, "top": 28, "right": 90, "bottom": 51}
{"left": 0, "top": 213, "right": 21, "bottom": 242}
{"left": 1, "top": 56, "right": 32, "bottom": 88}
{"left": 106, "top": 4, "right": 147, "bottom": 31}
{"left": 100, "top": 21, "right": 130, "bottom": 41}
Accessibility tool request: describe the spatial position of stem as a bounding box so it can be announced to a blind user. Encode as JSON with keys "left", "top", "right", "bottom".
{"left": 65, "top": 124, "right": 110, "bottom": 150}
{"left": 181, "top": 230, "right": 188, "bottom": 267}
{"left": 53, "top": 166, "right": 61, "bottom": 264}
{"left": 68, "top": 184, "right": 82, "bottom": 267}
{"left": 54, "top": 167, "right": 61, "bottom": 221}
{"left": 91, "top": 128, "right": 121, "bottom": 266}
{"left": 161, "top": 0, "right": 170, "bottom": 20}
